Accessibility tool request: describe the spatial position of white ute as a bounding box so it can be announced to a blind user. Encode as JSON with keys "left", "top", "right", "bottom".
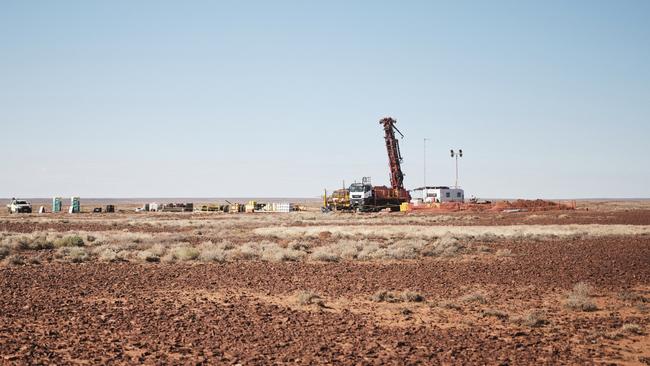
{"left": 7, "top": 198, "right": 32, "bottom": 213}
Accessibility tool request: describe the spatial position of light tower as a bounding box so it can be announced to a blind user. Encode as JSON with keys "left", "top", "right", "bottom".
{"left": 423, "top": 138, "right": 429, "bottom": 200}
{"left": 450, "top": 149, "right": 463, "bottom": 189}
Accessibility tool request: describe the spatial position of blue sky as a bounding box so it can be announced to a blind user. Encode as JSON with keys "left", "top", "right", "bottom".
{"left": 1, "top": 1, "right": 649, "bottom": 198}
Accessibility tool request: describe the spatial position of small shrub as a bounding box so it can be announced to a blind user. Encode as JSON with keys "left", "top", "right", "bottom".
{"left": 371, "top": 290, "right": 425, "bottom": 303}
{"left": 98, "top": 248, "right": 118, "bottom": 262}
{"left": 371, "top": 291, "right": 401, "bottom": 303}
{"left": 460, "top": 292, "right": 487, "bottom": 304}
{"left": 58, "top": 247, "right": 89, "bottom": 263}
{"left": 481, "top": 309, "right": 509, "bottom": 319}
{"left": 6, "top": 254, "right": 25, "bottom": 266}
{"left": 438, "top": 301, "right": 461, "bottom": 310}
{"left": 401, "top": 291, "right": 425, "bottom": 302}
{"left": 0, "top": 246, "right": 9, "bottom": 260}
{"left": 54, "top": 235, "right": 85, "bottom": 248}
{"left": 513, "top": 310, "right": 548, "bottom": 327}
{"left": 475, "top": 245, "right": 492, "bottom": 253}
{"left": 199, "top": 248, "right": 227, "bottom": 263}
{"left": 423, "top": 236, "right": 464, "bottom": 257}
{"left": 148, "top": 244, "right": 167, "bottom": 257}
{"left": 296, "top": 291, "right": 325, "bottom": 307}
{"left": 86, "top": 235, "right": 97, "bottom": 243}
{"left": 565, "top": 282, "right": 597, "bottom": 312}
{"left": 495, "top": 249, "right": 513, "bottom": 257}
{"left": 173, "top": 247, "right": 200, "bottom": 261}
{"left": 137, "top": 250, "right": 160, "bottom": 263}
{"left": 310, "top": 247, "right": 340, "bottom": 262}
{"left": 621, "top": 323, "right": 643, "bottom": 335}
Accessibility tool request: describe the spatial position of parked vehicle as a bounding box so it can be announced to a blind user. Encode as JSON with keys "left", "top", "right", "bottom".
{"left": 7, "top": 198, "right": 32, "bottom": 213}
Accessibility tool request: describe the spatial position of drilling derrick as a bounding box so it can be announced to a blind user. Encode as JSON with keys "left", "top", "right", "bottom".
{"left": 379, "top": 117, "right": 405, "bottom": 190}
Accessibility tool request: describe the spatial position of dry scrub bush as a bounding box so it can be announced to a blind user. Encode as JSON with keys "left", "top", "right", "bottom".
{"left": 54, "top": 235, "right": 85, "bottom": 248}
{"left": 371, "top": 290, "right": 425, "bottom": 303}
{"left": 16, "top": 236, "right": 54, "bottom": 250}
{"left": 422, "top": 236, "right": 464, "bottom": 257}
{"left": 173, "top": 247, "right": 200, "bottom": 261}
{"left": 512, "top": 310, "right": 548, "bottom": 327}
{"left": 97, "top": 248, "right": 119, "bottom": 262}
{"left": 0, "top": 246, "right": 9, "bottom": 260}
{"left": 495, "top": 249, "right": 513, "bottom": 257}
{"left": 475, "top": 245, "right": 492, "bottom": 253}
{"left": 199, "top": 248, "right": 227, "bottom": 263}
{"left": 309, "top": 247, "right": 340, "bottom": 262}
{"left": 437, "top": 301, "right": 462, "bottom": 310}
{"left": 565, "top": 282, "right": 597, "bottom": 312}
{"left": 621, "top": 323, "right": 643, "bottom": 335}
{"left": 296, "top": 291, "right": 325, "bottom": 307}
{"left": 460, "top": 292, "right": 487, "bottom": 304}
{"left": 481, "top": 309, "right": 509, "bottom": 319}
{"left": 57, "top": 247, "right": 89, "bottom": 263}
{"left": 604, "top": 324, "right": 644, "bottom": 340}
{"left": 137, "top": 250, "right": 160, "bottom": 263}
{"left": 5, "top": 254, "right": 25, "bottom": 266}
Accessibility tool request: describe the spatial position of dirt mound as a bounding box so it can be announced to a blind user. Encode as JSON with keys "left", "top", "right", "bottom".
{"left": 492, "top": 199, "right": 575, "bottom": 212}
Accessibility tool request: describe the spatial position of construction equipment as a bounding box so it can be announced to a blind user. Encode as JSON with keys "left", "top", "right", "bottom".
{"left": 322, "top": 187, "right": 351, "bottom": 212}
{"left": 349, "top": 117, "right": 411, "bottom": 212}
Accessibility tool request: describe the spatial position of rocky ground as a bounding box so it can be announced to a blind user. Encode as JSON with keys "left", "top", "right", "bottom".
{"left": 1, "top": 203, "right": 649, "bottom": 364}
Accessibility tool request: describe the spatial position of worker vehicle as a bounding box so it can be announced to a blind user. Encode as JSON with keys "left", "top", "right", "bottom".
{"left": 7, "top": 198, "right": 32, "bottom": 213}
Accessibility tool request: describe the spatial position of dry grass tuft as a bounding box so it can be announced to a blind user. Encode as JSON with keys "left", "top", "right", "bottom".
{"left": 495, "top": 249, "right": 513, "bottom": 257}
{"left": 438, "top": 300, "right": 462, "bottom": 310}
{"left": 371, "top": 290, "right": 425, "bottom": 303}
{"left": 512, "top": 310, "right": 548, "bottom": 327}
{"left": 481, "top": 308, "right": 509, "bottom": 319}
{"left": 621, "top": 323, "right": 643, "bottom": 335}
{"left": 423, "top": 236, "right": 464, "bottom": 257}
{"left": 296, "top": 291, "right": 325, "bottom": 307}
{"left": 54, "top": 235, "right": 85, "bottom": 248}
{"left": 57, "top": 247, "right": 89, "bottom": 263}
{"left": 0, "top": 246, "right": 9, "bottom": 260}
{"left": 565, "top": 282, "right": 597, "bottom": 312}
{"left": 137, "top": 250, "right": 160, "bottom": 263}
{"left": 6, "top": 254, "right": 25, "bottom": 266}
{"left": 172, "top": 247, "right": 200, "bottom": 261}
{"left": 309, "top": 247, "right": 341, "bottom": 262}
{"left": 97, "top": 248, "right": 119, "bottom": 262}
{"left": 459, "top": 292, "right": 487, "bottom": 304}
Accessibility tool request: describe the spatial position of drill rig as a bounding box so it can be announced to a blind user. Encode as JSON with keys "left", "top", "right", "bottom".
{"left": 349, "top": 117, "right": 411, "bottom": 211}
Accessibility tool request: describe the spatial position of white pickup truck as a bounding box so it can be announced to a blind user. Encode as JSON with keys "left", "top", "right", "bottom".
{"left": 6, "top": 198, "right": 32, "bottom": 213}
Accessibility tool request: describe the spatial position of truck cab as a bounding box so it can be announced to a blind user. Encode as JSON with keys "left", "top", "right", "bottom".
{"left": 349, "top": 182, "right": 373, "bottom": 208}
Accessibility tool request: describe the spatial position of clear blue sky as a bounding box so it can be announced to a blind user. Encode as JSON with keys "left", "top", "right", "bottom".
{"left": 1, "top": 1, "right": 649, "bottom": 198}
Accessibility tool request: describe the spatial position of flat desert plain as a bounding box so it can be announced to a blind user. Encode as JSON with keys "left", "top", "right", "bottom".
{"left": 1, "top": 201, "right": 649, "bottom": 364}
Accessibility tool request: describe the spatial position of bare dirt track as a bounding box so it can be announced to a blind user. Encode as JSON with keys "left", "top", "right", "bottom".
{"left": 1, "top": 202, "right": 649, "bottom": 365}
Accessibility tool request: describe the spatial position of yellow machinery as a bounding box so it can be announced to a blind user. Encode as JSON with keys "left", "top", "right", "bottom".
{"left": 322, "top": 188, "right": 351, "bottom": 212}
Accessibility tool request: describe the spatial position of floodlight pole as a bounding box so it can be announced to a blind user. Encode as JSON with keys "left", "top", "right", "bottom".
{"left": 450, "top": 149, "right": 463, "bottom": 189}
{"left": 423, "top": 138, "right": 429, "bottom": 200}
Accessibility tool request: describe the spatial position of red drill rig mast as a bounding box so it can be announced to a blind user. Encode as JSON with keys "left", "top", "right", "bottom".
{"left": 380, "top": 117, "right": 406, "bottom": 191}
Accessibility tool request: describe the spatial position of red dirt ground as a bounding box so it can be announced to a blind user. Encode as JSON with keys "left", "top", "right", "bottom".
{"left": 1, "top": 208, "right": 649, "bottom": 364}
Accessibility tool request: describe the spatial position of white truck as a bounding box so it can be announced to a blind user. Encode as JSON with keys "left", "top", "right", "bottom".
{"left": 7, "top": 198, "right": 32, "bottom": 213}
